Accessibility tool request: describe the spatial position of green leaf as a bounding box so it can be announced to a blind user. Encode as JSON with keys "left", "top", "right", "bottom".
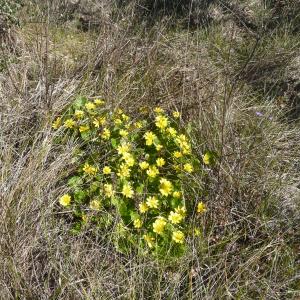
{"left": 171, "top": 198, "right": 181, "bottom": 208}
{"left": 136, "top": 184, "right": 144, "bottom": 194}
{"left": 89, "top": 181, "right": 100, "bottom": 193}
{"left": 117, "top": 200, "right": 129, "bottom": 217}
{"left": 81, "top": 131, "right": 91, "bottom": 141}
{"left": 68, "top": 176, "right": 83, "bottom": 188}
{"left": 111, "top": 196, "right": 119, "bottom": 206}
{"left": 70, "top": 222, "right": 82, "bottom": 235}
{"left": 186, "top": 122, "right": 193, "bottom": 135}
{"left": 73, "top": 96, "right": 87, "bottom": 109}
{"left": 129, "top": 210, "right": 139, "bottom": 221}
{"left": 74, "top": 190, "right": 87, "bottom": 203}
{"left": 111, "top": 138, "right": 118, "bottom": 149}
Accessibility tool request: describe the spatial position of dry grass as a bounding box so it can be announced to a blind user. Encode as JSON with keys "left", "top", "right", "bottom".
{"left": 0, "top": 1, "right": 299, "bottom": 299}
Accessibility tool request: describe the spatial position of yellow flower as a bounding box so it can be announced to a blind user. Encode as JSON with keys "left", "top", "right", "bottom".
{"left": 64, "top": 118, "right": 76, "bottom": 128}
{"left": 159, "top": 178, "right": 173, "bottom": 196}
{"left": 101, "top": 128, "right": 110, "bottom": 140}
{"left": 177, "top": 134, "right": 188, "bottom": 143}
{"left": 179, "top": 140, "right": 189, "bottom": 149}
{"left": 90, "top": 199, "right": 101, "bottom": 210}
{"left": 144, "top": 131, "right": 157, "bottom": 146}
{"left": 183, "top": 163, "right": 193, "bottom": 173}
{"left": 122, "top": 152, "right": 135, "bottom": 167}
{"left": 173, "top": 164, "right": 180, "bottom": 172}
{"left": 52, "top": 117, "right": 61, "bottom": 129}
{"left": 175, "top": 135, "right": 190, "bottom": 150}
{"left": 94, "top": 116, "right": 106, "bottom": 127}
{"left": 140, "top": 106, "right": 149, "bottom": 114}
{"left": 134, "top": 121, "right": 143, "bottom": 129}
{"left": 172, "top": 230, "right": 184, "bottom": 244}
{"left": 117, "top": 163, "right": 131, "bottom": 178}
{"left": 79, "top": 125, "right": 90, "bottom": 132}
{"left": 168, "top": 211, "right": 184, "bottom": 224}
{"left": 197, "top": 202, "right": 207, "bottom": 213}
{"left": 139, "top": 161, "right": 149, "bottom": 170}
{"left": 104, "top": 183, "right": 114, "bottom": 197}
{"left": 94, "top": 98, "right": 105, "bottom": 105}
{"left": 155, "top": 115, "right": 168, "bottom": 130}
{"left": 82, "top": 214, "right": 88, "bottom": 223}
{"left": 93, "top": 118, "right": 100, "bottom": 128}
{"left": 133, "top": 219, "right": 142, "bottom": 229}
{"left": 176, "top": 136, "right": 191, "bottom": 154}
{"left": 156, "top": 157, "right": 165, "bottom": 167}
{"left": 172, "top": 111, "right": 180, "bottom": 118}
{"left": 98, "top": 116, "right": 106, "bottom": 125}
{"left": 139, "top": 202, "right": 148, "bottom": 213}
{"left": 167, "top": 127, "right": 177, "bottom": 137}
{"left": 182, "top": 143, "right": 191, "bottom": 154}
{"left": 74, "top": 110, "right": 84, "bottom": 119}
{"left": 155, "top": 144, "right": 163, "bottom": 151}
{"left": 146, "top": 196, "right": 159, "bottom": 209}
{"left": 154, "top": 107, "right": 164, "bottom": 113}
{"left": 173, "top": 191, "right": 181, "bottom": 198}
{"left": 121, "top": 114, "right": 130, "bottom": 121}
{"left": 194, "top": 228, "right": 201, "bottom": 236}
{"left": 59, "top": 194, "right": 71, "bottom": 206}
{"left": 83, "top": 163, "right": 98, "bottom": 175}
{"left": 119, "top": 129, "right": 129, "bottom": 137}
{"left": 203, "top": 152, "right": 211, "bottom": 165}
{"left": 143, "top": 234, "right": 155, "bottom": 248}
{"left": 122, "top": 183, "right": 134, "bottom": 198}
{"left": 117, "top": 142, "right": 131, "bottom": 155}
{"left": 114, "top": 118, "right": 123, "bottom": 125}
{"left": 153, "top": 217, "right": 167, "bottom": 235}
{"left": 173, "top": 151, "right": 183, "bottom": 158}
{"left": 175, "top": 205, "right": 186, "bottom": 216}
{"left": 146, "top": 165, "right": 159, "bottom": 178}
{"left": 116, "top": 108, "right": 123, "bottom": 114}
{"left": 103, "top": 166, "right": 111, "bottom": 174}
{"left": 85, "top": 102, "right": 96, "bottom": 110}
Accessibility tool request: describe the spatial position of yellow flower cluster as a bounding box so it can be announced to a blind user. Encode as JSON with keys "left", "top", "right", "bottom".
{"left": 55, "top": 101, "right": 208, "bottom": 255}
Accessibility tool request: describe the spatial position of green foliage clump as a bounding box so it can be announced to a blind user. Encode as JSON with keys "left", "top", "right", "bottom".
{"left": 0, "top": 0, "right": 22, "bottom": 27}
{"left": 53, "top": 97, "right": 210, "bottom": 257}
